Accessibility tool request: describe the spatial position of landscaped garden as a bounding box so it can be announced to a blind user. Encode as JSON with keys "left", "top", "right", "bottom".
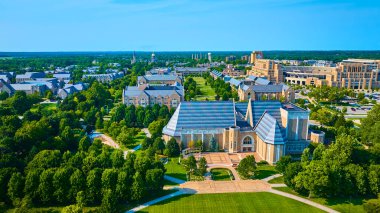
{"left": 139, "top": 192, "right": 324, "bottom": 213}
{"left": 268, "top": 176, "right": 284, "bottom": 184}
{"left": 193, "top": 77, "right": 216, "bottom": 100}
{"left": 211, "top": 168, "right": 233, "bottom": 181}
{"left": 273, "top": 187, "right": 370, "bottom": 213}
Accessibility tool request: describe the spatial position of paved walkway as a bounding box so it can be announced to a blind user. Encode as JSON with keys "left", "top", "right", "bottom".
{"left": 269, "top": 189, "right": 339, "bottom": 213}
{"left": 262, "top": 174, "right": 282, "bottom": 182}
{"left": 180, "top": 180, "right": 271, "bottom": 194}
{"left": 126, "top": 189, "right": 186, "bottom": 213}
{"left": 164, "top": 175, "right": 186, "bottom": 184}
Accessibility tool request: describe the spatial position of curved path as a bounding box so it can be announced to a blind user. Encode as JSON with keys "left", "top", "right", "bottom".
{"left": 127, "top": 176, "right": 338, "bottom": 213}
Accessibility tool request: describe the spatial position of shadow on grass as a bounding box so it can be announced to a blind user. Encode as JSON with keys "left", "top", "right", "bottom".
{"left": 254, "top": 169, "right": 277, "bottom": 179}
{"left": 211, "top": 168, "right": 232, "bottom": 181}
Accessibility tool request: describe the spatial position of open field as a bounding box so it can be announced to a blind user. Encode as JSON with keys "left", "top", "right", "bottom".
{"left": 211, "top": 168, "right": 233, "bottom": 181}
{"left": 274, "top": 186, "right": 371, "bottom": 213}
{"left": 139, "top": 192, "right": 324, "bottom": 213}
{"left": 193, "top": 77, "right": 216, "bottom": 101}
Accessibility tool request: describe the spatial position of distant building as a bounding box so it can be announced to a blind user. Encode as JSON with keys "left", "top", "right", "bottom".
{"left": 131, "top": 51, "right": 137, "bottom": 64}
{"left": 138, "top": 75, "right": 183, "bottom": 86}
{"left": 146, "top": 67, "right": 172, "bottom": 75}
{"left": 225, "top": 55, "right": 236, "bottom": 62}
{"left": 16, "top": 72, "right": 46, "bottom": 83}
{"left": 83, "top": 72, "right": 124, "bottom": 83}
{"left": 151, "top": 52, "right": 156, "bottom": 63}
{"left": 10, "top": 83, "right": 48, "bottom": 95}
{"left": 0, "top": 79, "right": 15, "bottom": 96}
{"left": 248, "top": 59, "right": 284, "bottom": 84}
{"left": 58, "top": 83, "right": 87, "bottom": 99}
{"left": 238, "top": 84, "right": 294, "bottom": 102}
{"left": 0, "top": 73, "right": 12, "bottom": 83}
{"left": 174, "top": 67, "right": 209, "bottom": 76}
{"left": 222, "top": 64, "right": 245, "bottom": 77}
{"left": 53, "top": 73, "right": 71, "bottom": 81}
{"left": 208, "top": 52, "right": 212, "bottom": 62}
{"left": 122, "top": 84, "right": 184, "bottom": 109}
{"left": 250, "top": 51, "right": 264, "bottom": 64}
{"left": 283, "top": 59, "right": 380, "bottom": 89}
{"left": 162, "top": 100, "right": 310, "bottom": 164}
{"left": 210, "top": 70, "right": 223, "bottom": 79}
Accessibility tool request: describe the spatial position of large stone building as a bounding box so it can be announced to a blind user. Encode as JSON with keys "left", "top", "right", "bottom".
{"left": 248, "top": 59, "right": 283, "bottom": 84}
{"left": 238, "top": 84, "right": 294, "bottom": 102}
{"left": 283, "top": 59, "right": 380, "bottom": 89}
{"left": 162, "top": 101, "right": 310, "bottom": 164}
{"left": 137, "top": 75, "right": 183, "bottom": 86}
{"left": 222, "top": 64, "right": 245, "bottom": 77}
{"left": 174, "top": 67, "right": 209, "bottom": 76}
{"left": 122, "top": 84, "right": 184, "bottom": 109}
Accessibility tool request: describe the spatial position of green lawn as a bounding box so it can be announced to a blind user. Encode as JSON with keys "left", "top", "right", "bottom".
{"left": 30, "top": 102, "right": 57, "bottom": 113}
{"left": 274, "top": 187, "right": 370, "bottom": 213}
{"left": 211, "top": 168, "right": 233, "bottom": 181}
{"left": 268, "top": 176, "right": 284, "bottom": 184}
{"left": 164, "top": 157, "right": 187, "bottom": 180}
{"left": 139, "top": 192, "right": 324, "bottom": 213}
{"left": 254, "top": 165, "right": 278, "bottom": 179}
{"left": 193, "top": 77, "right": 216, "bottom": 101}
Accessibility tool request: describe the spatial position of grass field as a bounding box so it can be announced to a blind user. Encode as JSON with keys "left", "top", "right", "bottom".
{"left": 254, "top": 165, "right": 278, "bottom": 179}
{"left": 140, "top": 192, "right": 324, "bottom": 213}
{"left": 164, "top": 157, "right": 187, "bottom": 180}
{"left": 211, "top": 168, "right": 232, "bottom": 181}
{"left": 30, "top": 102, "right": 57, "bottom": 113}
{"left": 274, "top": 187, "right": 370, "bottom": 213}
{"left": 193, "top": 77, "right": 216, "bottom": 101}
{"left": 126, "top": 131, "right": 146, "bottom": 149}
{"left": 268, "top": 176, "right": 284, "bottom": 184}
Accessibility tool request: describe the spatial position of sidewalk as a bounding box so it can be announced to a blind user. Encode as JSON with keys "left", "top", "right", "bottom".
{"left": 269, "top": 189, "right": 339, "bottom": 213}
{"left": 126, "top": 189, "right": 185, "bottom": 213}
{"left": 164, "top": 175, "right": 186, "bottom": 184}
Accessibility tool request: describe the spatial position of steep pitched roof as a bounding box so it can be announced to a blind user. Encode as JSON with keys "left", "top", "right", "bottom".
{"left": 163, "top": 101, "right": 236, "bottom": 136}
{"left": 250, "top": 101, "right": 282, "bottom": 126}
{"left": 255, "top": 112, "right": 286, "bottom": 144}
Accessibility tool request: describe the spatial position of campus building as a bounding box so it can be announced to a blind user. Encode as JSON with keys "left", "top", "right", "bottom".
{"left": 283, "top": 59, "right": 380, "bottom": 89}
{"left": 174, "top": 67, "right": 209, "bottom": 76}
{"left": 248, "top": 59, "right": 283, "bottom": 84}
{"left": 162, "top": 101, "right": 310, "bottom": 164}
{"left": 222, "top": 64, "right": 245, "bottom": 77}
{"left": 238, "top": 84, "right": 294, "bottom": 102}
{"left": 137, "top": 75, "right": 183, "bottom": 86}
{"left": 122, "top": 83, "right": 184, "bottom": 109}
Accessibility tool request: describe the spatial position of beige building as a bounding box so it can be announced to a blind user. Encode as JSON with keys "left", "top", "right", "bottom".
{"left": 122, "top": 84, "right": 184, "bottom": 109}
{"left": 137, "top": 75, "right": 183, "bottom": 85}
{"left": 284, "top": 59, "right": 380, "bottom": 89}
{"left": 238, "top": 84, "right": 295, "bottom": 102}
{"left": 248, "top": 59, "right": 284, "bottom": 84}
{"left": 163, "top": 101, "right": 310, "bottom": 164}
{"left": 222, "top": 64, "right": 245, "bottom": 77}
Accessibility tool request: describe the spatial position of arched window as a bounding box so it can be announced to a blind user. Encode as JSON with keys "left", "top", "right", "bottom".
{"left": 243, "top": 136, "right": 252, "bottom": 144}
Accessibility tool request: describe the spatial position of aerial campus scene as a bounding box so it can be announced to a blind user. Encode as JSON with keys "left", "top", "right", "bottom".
{"left": 1, "top": 0, "right": 380, "bottom": 213}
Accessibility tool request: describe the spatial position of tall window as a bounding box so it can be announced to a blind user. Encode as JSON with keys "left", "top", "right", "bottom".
{"left": 243, "top": 136, "right": 252, "bottom": 144}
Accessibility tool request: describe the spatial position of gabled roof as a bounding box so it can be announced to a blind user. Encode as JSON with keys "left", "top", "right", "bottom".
{"left": 163, "top": 101, "right": 236, "bottom": 136}
{"left": 255, "top": 112, "right": 286, "bottom": 144}
{"left": 250, "top": 101, "right": 282, "bottom": 126}
{"left": 255, "top": 78, "right": 271, "bottom": 85}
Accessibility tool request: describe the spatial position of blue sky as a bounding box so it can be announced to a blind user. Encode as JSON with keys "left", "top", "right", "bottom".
{"left": 0, "top": 0, "right": 379, "bottom": 51}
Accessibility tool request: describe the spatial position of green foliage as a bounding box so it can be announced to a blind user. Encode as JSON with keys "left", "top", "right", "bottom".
{"left": 237, "top": 155, "right": 257, "bottom": 179}
{"left": 164, "top": 138, "right": 180, "bottom": 157}
{"left": 275, "top": 155, "right": 292, "bottom": 173}
{"left": 198, "top": 157, "right": 207, "bottom": 176}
